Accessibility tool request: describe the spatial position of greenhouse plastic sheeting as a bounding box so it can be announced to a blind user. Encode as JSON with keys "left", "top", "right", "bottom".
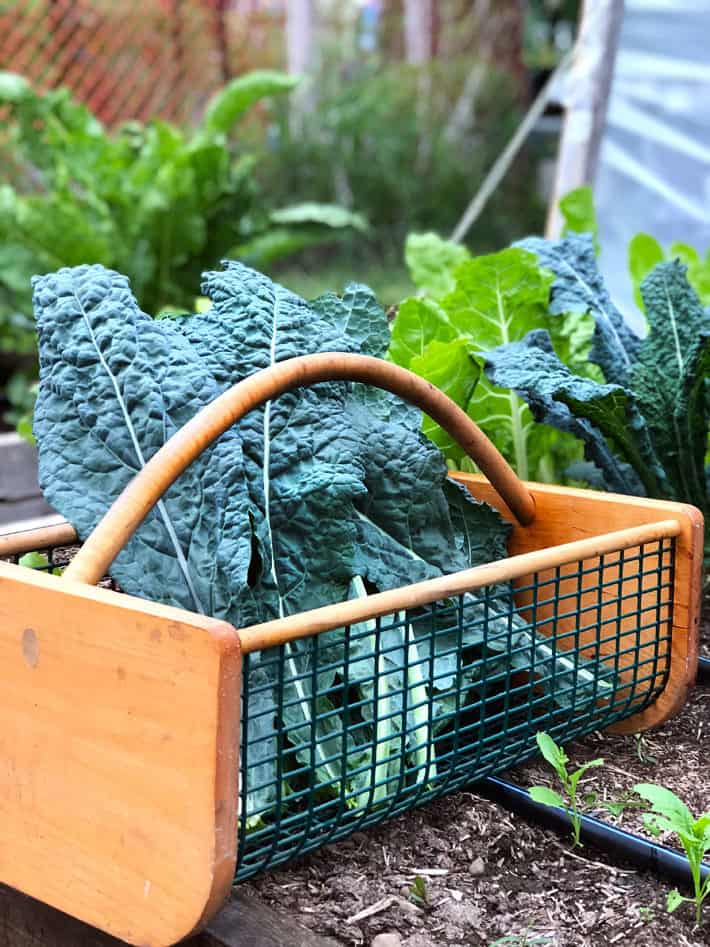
{"left": 595, "top": 0, "right": 710, "bottom": 332}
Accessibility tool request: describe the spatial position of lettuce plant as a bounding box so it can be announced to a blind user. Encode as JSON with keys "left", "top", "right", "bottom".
{"left": 31, "top": 260, "right": 616, "bottom": 821}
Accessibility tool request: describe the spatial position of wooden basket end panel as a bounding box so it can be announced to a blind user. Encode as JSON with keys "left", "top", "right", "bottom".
{"left": 0, "top": 561, "right": 241, "bottom": 947}
{"left": 609, "top": 503, "right": 704, "bottom": 734}
{"left": 452, "top": 474, "right": 704, "bottom": 732}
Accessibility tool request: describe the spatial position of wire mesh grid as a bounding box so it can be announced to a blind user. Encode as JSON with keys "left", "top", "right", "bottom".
{"left": 2, "top": 535, "right": 676, "bottom": 881}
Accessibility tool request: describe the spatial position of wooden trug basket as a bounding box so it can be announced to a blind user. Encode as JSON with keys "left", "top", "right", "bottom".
{"left": 0, "top": 354, "right": 703, "bottom": 946}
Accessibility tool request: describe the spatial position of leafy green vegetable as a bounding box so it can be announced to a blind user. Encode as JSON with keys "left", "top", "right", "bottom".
{"left": 33, "top": 260, "right": 619, "bottom": 822}
{"left": 485, "top": 239, "right": 710, "bottom": 557}
{"left": 200, "top": 71, "right": 300, "bottom": 136}
{"left": 0, "top": 72, "right": 362, "bottom": 416}
{"left": 631, "top": 262, "right": 710, "bottom": 509}
{"left": 517, "top": 234, "right": 640, "bottom": 387}
{"left": 558, "top": 185, "right": 599, "bottom": 252}
{"left": 389, "top": 236, "right": 586, "bottom": 479}
{"left": 405, "top": 232, "right": 470, "bottom": 298}
{"left": 629, "top": 234, "right": 710, "bottom": 310}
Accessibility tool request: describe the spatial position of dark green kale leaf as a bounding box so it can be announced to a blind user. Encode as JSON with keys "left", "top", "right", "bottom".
{"left": 518, "top": 233, "right": 641, "bottom": 387}
{"left": 485, "top": 330, "right": 667, "bottom": 497}
{"left": 633, "top": 261, "right": 710, "bottom": 510}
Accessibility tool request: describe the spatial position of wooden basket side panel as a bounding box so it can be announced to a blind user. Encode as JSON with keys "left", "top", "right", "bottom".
{"left": 454, "top": 474, "right": 703, "bottom": 732}
{"left": 0, "top": 562, "right": 241, "bottom": 946}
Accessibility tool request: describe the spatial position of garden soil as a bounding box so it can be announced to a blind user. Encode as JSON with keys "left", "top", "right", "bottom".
{"left": 246, "top": 600, "right": 710, "bottom": 947}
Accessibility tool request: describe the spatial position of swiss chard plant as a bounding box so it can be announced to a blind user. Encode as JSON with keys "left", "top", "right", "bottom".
{"left": 31, "top": 260, "right": 617, "bottom": 823}
{"left": 0, "top": 70, "right": 364, "bottom": 431}
{"left": 388, "top": 232, "right": 596, "bottom": 481}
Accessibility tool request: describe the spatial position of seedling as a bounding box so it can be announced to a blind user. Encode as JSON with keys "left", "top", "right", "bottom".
{"left": 635, "top": 783, "right": 710, "bottom": 925}
{"left": 529, "top": 731, "right": 603, "bottom": 848}
{"left": 409, "top": 874, "right": 429, "bottom": 908}
{"left": 19, "top": 551, "right": 63, "bottom": 576}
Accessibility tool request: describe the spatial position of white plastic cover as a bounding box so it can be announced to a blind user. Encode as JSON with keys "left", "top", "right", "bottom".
{"left": 595, "top": 0, "right": 710, "bottom": 331}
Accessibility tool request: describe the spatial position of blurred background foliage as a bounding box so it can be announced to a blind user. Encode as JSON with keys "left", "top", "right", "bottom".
{"left": 0, "top": 0, "right": 580, "bottom": 430}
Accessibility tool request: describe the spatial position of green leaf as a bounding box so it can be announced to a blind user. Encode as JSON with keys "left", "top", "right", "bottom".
{"left": 18, "top": 551, "right": 50, "bottom": 570}
{"left": 411, "top": 339, "right": 479, "bottom": 457}
{"left": 404, "top": 232, "right": 470, "bottom": 298}
{"left": 629, "top": 233, "right": 664, "bottom": 312}
{"left": 485, "top": 330, "right": 666, "bottom": 497}
{"left": 388, "top": 297, "right": 457, "bottom": 368}
{"left": 666, "top": 889, "right": 684, "bottom": 913}
{"left": 236, "top": 228, "right": 335, "bottom": 267}
{"left": 270, "top": 202, "right": 368, "bottom": 232}
{"left": 535, "top": 731, "right": 568, "bottom": 776}
{"left": 634, "top": 783, "right": 696, "bottom": 836}
{"left": 311, "top": 282, "right": 391, "bottom": 358}
{"left": 529, "top": 786, "right": 566, "bottom": 809}
{"left": 559, "top": 186, "right": 598, "bottom": 250}
{"left": 518, "top": 233, "right": 641, "bottom": 387}
{"left": 632, "top": 262, "right": 710, "bottom": 511}
{"left": 201, "top": 70, "right": 299, "bottom": 135}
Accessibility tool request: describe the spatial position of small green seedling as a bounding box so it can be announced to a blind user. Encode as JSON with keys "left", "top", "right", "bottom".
{"left": 409, "top": 874, "right": 429, "bottom": 908}
{"left": 19, "top": 551, "right": 63, "bottom": 576}
{"left": 529, "top": 731, "right": 603, "bottom": 848}
{"left": 600, "top": 789, "right": 645, "bottom": 819}
{"left": 635, "top": 783, "right": 710, "bottom": 925}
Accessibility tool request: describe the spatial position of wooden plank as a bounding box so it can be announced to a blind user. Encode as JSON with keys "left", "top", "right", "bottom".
{"left": 0, "top": 884, "right": 340, "bottom": 947}
{"left": 454, "top": 473, "right": 703, "bottom": 733}
{"left": 0, "top": 562, "right": 241, "bottom": 946}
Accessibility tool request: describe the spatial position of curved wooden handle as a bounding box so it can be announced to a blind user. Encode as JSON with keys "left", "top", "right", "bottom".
{"left": 63, "top": 353, "right": 535, "bottom": 586}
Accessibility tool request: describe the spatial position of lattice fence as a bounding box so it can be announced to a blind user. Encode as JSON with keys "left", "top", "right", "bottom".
{"left": 0, "top": 0, "right": 284, "bottom": 126}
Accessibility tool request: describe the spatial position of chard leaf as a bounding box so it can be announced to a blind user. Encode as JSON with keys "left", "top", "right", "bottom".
{"left": 628, "top": 233, "right": 664, "bottom": 313}
{"left": 559, "top": 185, "right": 598, "bottom": 249}
{"left": 388, "top": 296, "right": 457, "bottom": 368}
{"left": 518, "top": 233, "right": 641, "bottom": 386}
{"left": 200, "top": 70, "right": 299, "bottom": 136}
{"left": 410, "top": 339, "right": 480, "bottom": 456}
{"left": 633, "top": 261, "right": 710, "bottom": 509}
{"left": 405, "top": 232, "right": 470, "bottom": 298}
{"left": 485, "top": 330, "right": 666, "bottom": 497}
{"left": 391, "top": 247, "right": 586, "bottom": 479}
{"left": 32, "top": 265, "right": 254, "bottom": 617}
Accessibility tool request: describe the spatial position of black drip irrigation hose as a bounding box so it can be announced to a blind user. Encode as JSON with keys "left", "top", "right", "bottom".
{"left": 475, "top": 775, "right": 709, "bottom": 890}
{"left": 698, "top": 655, "right": 710, "bottom": 683}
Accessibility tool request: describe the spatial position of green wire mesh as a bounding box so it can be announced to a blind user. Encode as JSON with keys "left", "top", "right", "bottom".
{"left": 235, "top": 537, "right": 675, "bottom": 880}
{"left": 3, "top": 535, "right": 676, "bottom": 883}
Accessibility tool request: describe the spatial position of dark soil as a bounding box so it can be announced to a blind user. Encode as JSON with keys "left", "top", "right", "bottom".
{"left": 245, "top": 601, "right": 710, "bottom": 947}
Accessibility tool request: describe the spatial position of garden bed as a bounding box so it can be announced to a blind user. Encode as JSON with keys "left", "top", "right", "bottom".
{"left": 245, "top": 602, "right": 710, "bottom": 947}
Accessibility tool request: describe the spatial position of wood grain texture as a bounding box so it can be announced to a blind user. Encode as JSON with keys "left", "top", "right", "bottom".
{"left": 0, "top": 884, "right": 340, "bottom": 947}
{"left": 454, "top": 473, "right": 703, "bottom": 732}
{"left": 63, "top": 352, "right": 535, "bottom": 587}
{"left": 0, "top": 562, "right": 241, "bottom": 946}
